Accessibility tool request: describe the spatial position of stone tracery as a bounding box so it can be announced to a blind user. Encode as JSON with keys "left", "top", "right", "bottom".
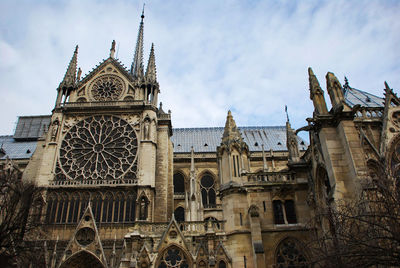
{"left": 59, "top": 115, "right": 138, "bottom": 181}
{"left": 91, "top": 75, "right": 124, "bottom": 101}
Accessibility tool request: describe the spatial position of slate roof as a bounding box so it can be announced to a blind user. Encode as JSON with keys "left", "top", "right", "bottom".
{"left": 1, "top": 86, "right": 383, "bottom": 159}
{"left": 0, "top": 136, "right": 37, "bottom": 160}
{"left": 13, "top": 115, "right": 51, "bottom": 140}
{"left": 344, "top": 86, "right": 384, "bottom": 108}
{"left": 172, "top": 126, "right": 308, "bottom": 153}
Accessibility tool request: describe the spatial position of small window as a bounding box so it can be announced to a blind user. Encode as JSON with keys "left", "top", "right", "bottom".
{"left": 240, "top": 212, "right": 243, "bottom": 226}
{"left": 263, "top": 201, "right": 266, "bottom": 212}
{"left": 273, "top": 200, "right": 285, "bottom": 224}
{"left": 285, "top": 200, "right": 297, "bottom": 224}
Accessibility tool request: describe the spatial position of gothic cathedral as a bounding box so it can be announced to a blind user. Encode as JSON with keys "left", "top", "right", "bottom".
{"left": 1, "top": 11, "right": 399, "bottom": 268}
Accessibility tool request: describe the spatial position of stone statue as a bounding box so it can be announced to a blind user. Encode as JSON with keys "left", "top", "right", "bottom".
{"left": 51, "top": 119, "right": 59, "bottom": 141}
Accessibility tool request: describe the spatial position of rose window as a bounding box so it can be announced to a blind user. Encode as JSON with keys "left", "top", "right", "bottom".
{"left": 59, "top": 115, "right": 138, "bottom": 181}
{"left": 91, "top": 75, "right": 124, "bottom": 101}
{"left": 276, "top": 238, "right": 309, "bottom": 268}
{"left": 157, "top": 246, "right": 189, "bottom": 268}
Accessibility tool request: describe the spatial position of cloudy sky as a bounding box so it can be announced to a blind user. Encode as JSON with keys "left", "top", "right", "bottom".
{"left": 0, "top": 0, "right": 399, "bottom": 139}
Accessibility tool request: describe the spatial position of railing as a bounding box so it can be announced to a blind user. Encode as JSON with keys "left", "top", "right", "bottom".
{"left": 128, "top": 220, "right": 225, "bottom": 235}
{"left": 247, "top": 171, "right": 295, "bottom": 183}
{"left": 60, "top": 100, "right": 147, "bottom": 108}
{"left": 49, "top": 179, "right": 137, "bottom": 187}
{"left": 158, "top": 113, "right": 171, "bottom": 120}
{"left": 354, "top": 107, "right": 383, "bottom": 121}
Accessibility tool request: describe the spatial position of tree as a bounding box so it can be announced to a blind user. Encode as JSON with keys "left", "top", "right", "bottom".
{"left": 308, "top": 171, "right": 400, "bottom": 267}
{"left": 0, "top": 158, "right": 44, "bottom": 267}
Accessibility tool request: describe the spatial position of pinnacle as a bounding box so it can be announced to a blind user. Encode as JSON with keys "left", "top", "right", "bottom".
{"left": 145, "top": 43, "right": 157, "bottom": 83}
{"left": 222, "top": 110, "right": 242, "bottom": 143}
{"left": 308, "top": 67, "right": 315, "bottom": 76}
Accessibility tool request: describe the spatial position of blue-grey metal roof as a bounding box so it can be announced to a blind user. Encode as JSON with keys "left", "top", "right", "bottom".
{"left": 172, "top": 126, "right": 308, "bottom": 153}
{"left": 344, "top": 87, "right": 384, "bottom": 108}
{"left": 13, "top": 115, "right": 51, "bottom": 140}
{"left": 0, "top": 136, "right": 37, "bottom": 160}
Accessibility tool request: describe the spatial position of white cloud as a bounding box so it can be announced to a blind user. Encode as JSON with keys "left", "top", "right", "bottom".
{"left": 0, "top": 0, "right": 399, "bottom": 140}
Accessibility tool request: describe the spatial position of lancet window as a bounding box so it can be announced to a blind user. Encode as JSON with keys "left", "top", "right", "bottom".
{"left": 200, "top": 173, "right": 216, "bottom": 208}
{"left": 174, "top": 207, "right": 185, "bottom": 222}
{"left": 45, "top": 191, "right": 137, "bottom": 224}
{"left": 173, "top": 173, "right": 185, "bottom": 195}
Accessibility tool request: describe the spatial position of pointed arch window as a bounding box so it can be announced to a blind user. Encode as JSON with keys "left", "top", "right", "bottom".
{"left": 80, "top": 193, "right": 90, "bottom": 220}
{"left": 174, "top": 207, "right": 185, "bottom": 222}
{"left": 102, "top": 193, "right": 113, "bottom": 223}
{"left": 200, "top": 173, "right": 216, "bottom": 208}
{"left": 173, "top": 173, "right": 185, "bottom": 195}
{"left": 91, "top": 193, "right": 102, "bottom": 223}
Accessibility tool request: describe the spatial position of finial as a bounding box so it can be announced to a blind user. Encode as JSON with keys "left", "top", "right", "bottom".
{"left": 343, "top": 76, "right": 349, "bottom": 91}
{"left": 385, "top": 81, "right": 391, "bottom": 91}
{"left": 74, "top": 45, "right": 78, "bottom": 54}
{"left": 308, "top": 67, "right": 314, "bottom": 76}
{"left": 110, "top": 40, "right": 116, "bottom": 58}
{"left": 141, "top": 3, "right": 145, "bottom": 20}
{"left": 285, "top": 105, "right": 289, "bottom": 122}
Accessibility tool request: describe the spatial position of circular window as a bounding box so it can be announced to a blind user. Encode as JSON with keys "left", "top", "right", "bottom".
{"left": 91, "top": 75, "right": 124, "bottom": 101}
{"left": 76, "top": 227, "right": 95, "bottom": 246}
{"left": 59, "top": 115, "right": 138, "bottom": 181}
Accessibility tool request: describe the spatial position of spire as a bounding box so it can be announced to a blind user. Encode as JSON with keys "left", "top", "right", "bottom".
{"left": 145, "top": 43, "right": 157, "bottom": 83}
{"left": 59, "top": 45, "right": 78, "bottom": 95}
{"left": 131, "top": 7, "right": 145, "bottom": 80}
{"left": 190, "top": 146, "right": 195, "bottom": 173}
{"left": 308, "top": 67, "right": 328, "bottom": 114}
{"left": 110, "top": 40, "right": 116, "bottom": 58}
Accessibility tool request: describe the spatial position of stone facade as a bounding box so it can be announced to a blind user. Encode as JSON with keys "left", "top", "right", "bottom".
{"left": 1, "top": 12, "right": 398, "bottom": 268}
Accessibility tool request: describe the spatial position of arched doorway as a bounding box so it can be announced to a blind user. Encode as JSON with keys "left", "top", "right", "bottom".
{"left": 59, "top": 251, "right": 105, "bottom": 268}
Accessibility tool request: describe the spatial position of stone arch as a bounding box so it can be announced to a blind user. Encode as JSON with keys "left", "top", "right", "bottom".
{"left": 274, "top": 237, "right": 309, "bottom": 268}
{"left": 156, "top": 244, "right": 193, "bottom": 268}
{"left": 59, "top": 250, "right": 105, "bottom": 268}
